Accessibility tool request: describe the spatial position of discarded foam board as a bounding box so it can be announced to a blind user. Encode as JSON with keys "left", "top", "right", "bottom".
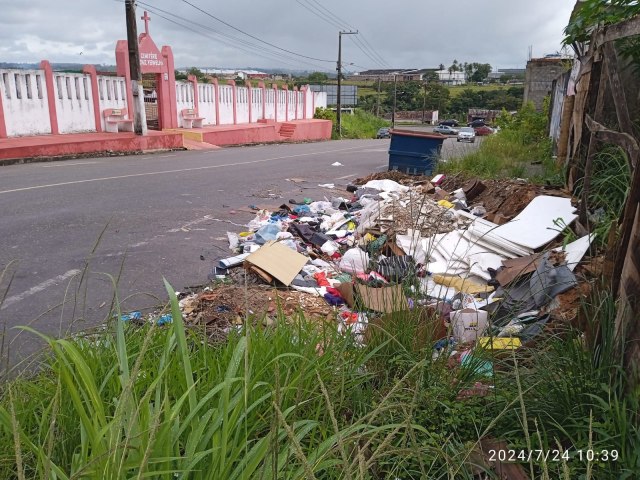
{"left": 490, "top": 196, "right": 578, "bottom": 250}
{"left": 244, "top": 241, "right": 309, "bottom": 286}
{"left": 555, "top": 234, "right": 594, "bottom": 272}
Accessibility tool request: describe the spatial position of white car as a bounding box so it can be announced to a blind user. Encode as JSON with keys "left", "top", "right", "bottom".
{"left": 457, "top": 127, "right": 476, "bottom": 143}
{"left": 433, "top": 125, "right": 459, "bottom": 135}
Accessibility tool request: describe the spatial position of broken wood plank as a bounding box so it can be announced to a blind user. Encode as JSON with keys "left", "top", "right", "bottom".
{"left": 603, "top": 42, "right": 635, "bottom": 140}
{"left": 585, "top": 115, "right": 640, "bottom": 169}
{"left": 594, "top": 14, "right": 640, "bottom": 48}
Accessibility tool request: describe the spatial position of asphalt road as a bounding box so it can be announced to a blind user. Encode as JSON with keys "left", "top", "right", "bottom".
{"left": 0, "top": 139, "right": 393, "bottom": 367}
{"left": 393, "top": 124, "right": 484, "bottom": 160}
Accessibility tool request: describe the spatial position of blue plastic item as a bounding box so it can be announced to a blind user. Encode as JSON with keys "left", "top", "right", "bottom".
{"left": 157, "top": 314, "right": 173, "bottom": 326}
{"left": 388, "top": 129, "right": 446, "bottom": 175}
{"left": 120, "top": 311, "right": 143, "bottom": 322}
{"left": 255, "top": 223, "right": 281, "bottom": 244}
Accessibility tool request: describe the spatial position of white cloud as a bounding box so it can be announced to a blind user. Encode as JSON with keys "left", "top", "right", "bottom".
{"left": 0, "top": 0, "right": 577, "bottom": 71}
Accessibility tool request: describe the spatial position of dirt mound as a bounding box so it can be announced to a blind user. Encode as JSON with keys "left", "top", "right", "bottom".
{"left": 181, "top": 285, "right": 335, "bottom": 337}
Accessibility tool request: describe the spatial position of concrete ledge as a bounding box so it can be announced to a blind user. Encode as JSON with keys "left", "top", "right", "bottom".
{"left": 0, "top": 131, "right": 184, "bottom": 163}
{"left": 170, "top": 120, "right": 332, "bottom": 147}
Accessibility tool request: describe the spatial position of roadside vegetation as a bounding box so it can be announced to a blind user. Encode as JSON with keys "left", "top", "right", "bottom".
{"left": 0, "top": 280, "right": 637, "bottom": 479}
{"left": 314, "top": 107, "right": 389, "bottom": 140}
{"left": 439, "top": 101, "right": 557, "bottom": 180}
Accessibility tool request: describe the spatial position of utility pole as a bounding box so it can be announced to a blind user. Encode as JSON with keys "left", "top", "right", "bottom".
{"left": 336, "top": 30, "right": 357, "bottom": 137}
{"left": 392, "top": 74, "right": 397, "bottom": 129}
{"left": 376, "top": 76, "right": 381, "bottom": 117}
{"left": 125, "top": 0, "right": 147, "bottom": 136}
{"left": 421, "top": 82, "right": 427, "bottom": 124}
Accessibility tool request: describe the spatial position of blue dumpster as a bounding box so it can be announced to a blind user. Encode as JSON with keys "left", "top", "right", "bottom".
{"left": 388, "top": 129, "right": 446, "bottom": 175}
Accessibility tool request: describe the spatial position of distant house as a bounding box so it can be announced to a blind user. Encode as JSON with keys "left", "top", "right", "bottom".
{"left": 435, "top": 70, "right": 466, "bottom": 85}
{"left": 348, "top": 69, "right": 426, "bottom": 82}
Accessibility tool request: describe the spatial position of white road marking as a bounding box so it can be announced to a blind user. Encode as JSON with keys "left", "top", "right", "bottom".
{"left": 1, "top": 269, "right": 81, "bottom": 310}
{"left": 40, "top": 161, "right": 97, "bottom": 168}
{"left": 129, "top": 241, "right": 148, "bottom": 248}
{"left": 0, "top": 144, "right": 375, "bottom": 196}
{"left": 335, "top": 174, "right": 356, "bottom": 180}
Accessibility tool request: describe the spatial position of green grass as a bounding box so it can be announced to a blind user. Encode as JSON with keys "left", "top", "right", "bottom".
{"left": 439, "top": 102, "right": 559, "bottom": 182}
{"left": 447, "top": 84, "right": 509, "bottom": 98}
{"left": 573, "top": 145, "right": 631, "bottom": 248}
{"left": 314, "top": 108, "right": 389, "bottom": 139}
{"left": 0, "top": 278, "right": 638, "bottom": 479}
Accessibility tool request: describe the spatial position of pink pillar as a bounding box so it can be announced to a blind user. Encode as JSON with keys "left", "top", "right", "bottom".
{"left": 258, "top": 81, "right": 266, "bottom": 120}
{"left": 245, "top": 80, "right": 253, "bottom": 124}
{"left": 0, "top": 76, "right": 7, "bottom": 138}
{"left": 301, "top": 85, "right": 308, "bottom": 120}
{"left": 188, "top": 74, "right": 199, "bottom": 117}
{"left": 39, "top": 60, "right": 59, "bottom": 135}
{"left": 273, "top": 84, "right": 278, "bottom": 123}
{"left": 83, "top": 65, "right": 102, "bottom": 133}
{"left": 227, "top": 79, "right": 237, "bottom": 125}
{"left": 212, "top": 77, "right": 220, "bottom": 126}
{"left": 283, "top": 84, "right": 289, "bottom": 122}
{"left": 293, "top": 86, "right": 299, "bottom": 120}
{"left": 115, "top": 41, "right": 134, "bottom": 123}
{"left": 160, "top": 46, "right": 178, "bottom": 130}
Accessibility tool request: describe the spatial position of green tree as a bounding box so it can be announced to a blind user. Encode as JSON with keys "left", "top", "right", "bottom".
{"left": 382, "top": 81, "right": 422, "bottom": 111}
{"left": 470, "top": 63, "right": 492, "bottom": 82}
{"left": 422, "top": 83, "right": 450, "bottom": 112}
{"left": 307, "top": 72, "right": 329, "bottom": 83}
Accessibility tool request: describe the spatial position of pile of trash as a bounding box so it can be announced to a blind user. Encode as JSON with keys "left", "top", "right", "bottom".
{"left": 170, "top": 172, "right": 594, "bottom": 381}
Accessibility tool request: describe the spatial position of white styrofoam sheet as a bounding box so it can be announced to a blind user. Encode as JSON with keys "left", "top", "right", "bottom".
{"left": 555, "top": 234, "right": 594, "bottom": 271}
{"left": 491, "top": 196, "right": 577, "bottom": 250}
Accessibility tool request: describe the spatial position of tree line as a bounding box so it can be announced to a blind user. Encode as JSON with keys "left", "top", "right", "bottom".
{"left": 357, "top": 81, "right": 524, "bottom": 116}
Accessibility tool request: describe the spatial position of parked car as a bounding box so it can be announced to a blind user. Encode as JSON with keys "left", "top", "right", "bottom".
{"left": 457, "top": 127, "right": 476, "bottom": 143}
{"left": 439, "top": 119, "right": 459, "bottom": 127}
{"left": 474, "top": 125, "right": 494, "bottom": 136}
{"left": 433, "top": 125, "right": 459, "bottom": 135}
{"left": 467, "top": 119, "right": 487, "bottom": 128}
{"left": 376, "top": 127, "right": 391, "bottom": 139}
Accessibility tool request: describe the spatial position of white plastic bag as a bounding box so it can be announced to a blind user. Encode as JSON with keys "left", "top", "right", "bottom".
{"left": 339, "top": 248, "right": 369, "bottom": 274}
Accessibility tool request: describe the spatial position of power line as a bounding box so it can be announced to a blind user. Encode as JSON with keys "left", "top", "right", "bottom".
{"left": 303, "top": 0, "right": 389, "bottom": 67}
{"left": 295, "top": 0, "right": 343, "bottom": 30}
{"left": 145, "top": 8, "right": 331, "bottom": 71}
{"left": 357, "top": 34, "right": 389, "bottom": 67}
{"left": 135, "top": 2, "right": 333, "bottom": 71}
{"left": 295, "top": 0, "right": 388, "bottom": 68}
{"left": 179, "top": 0, "right": 334, "bottom": 63}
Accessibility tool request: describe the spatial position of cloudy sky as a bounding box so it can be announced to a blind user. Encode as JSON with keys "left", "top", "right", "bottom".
{"left": 0, "top": 0, "right": 576, "bottom": 72}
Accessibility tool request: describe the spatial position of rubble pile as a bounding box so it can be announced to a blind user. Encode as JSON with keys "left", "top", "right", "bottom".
{"left": 130, "top": 170, "right": 595, "bottom": 389}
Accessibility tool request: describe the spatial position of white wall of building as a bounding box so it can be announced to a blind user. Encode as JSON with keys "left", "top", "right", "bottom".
{"left": 264, "top": 88, "right": 276, "bottom": 120}
{"left": 251, "top": 87, "right": 263, "bottom": 121}
{"left": 198, "top": 83, "right": 216, "bottom": 125}
{"left": 287, "top": 90, "right": 296, "bottom": 121}
{"left": 218, "top": 84, "right": 234, "bottom": 125}
{"left": 436, "top": 70, "right": 466, "bottom": 85}
{"left": 53, "top": 73, "right": 96, "bottom": 134}
{"left": 236, "top": 86, "right": 249, "bottom": 124}
{"left": 175, "top": 81, "right": 195, "bottom": 128}
{"left": 305, "top": 89, "right": 315, "bottom": 119}
{"left": 276, "top": 90, "right": 287, "bottom": 121}
{"left": 296, "top": 91, "right": 304, "bottom": 119}
{"left": 1, "top": 69, "right": 52, "bottom": 136}
{"left": 313, "top": 92, "right": 327, "bottom": 115}
{"left": 96, "top": 76, "right": 127, "bottom": 131}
